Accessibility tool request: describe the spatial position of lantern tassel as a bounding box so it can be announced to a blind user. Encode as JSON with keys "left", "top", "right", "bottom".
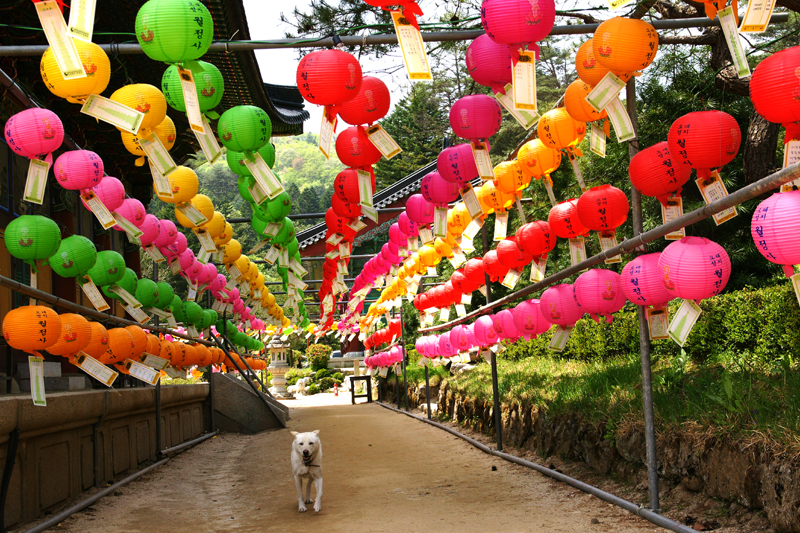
{"left": 400, "top": 4, "right": 423, "bottom": 32}
{"left": 782, "top": 265, "right": 795, "bottom": 278}
{"left": 783, "top": 122, "right": 800, "bottom": 143}
{"left": 135, "top": 156, "right": 146, "bottom": 167}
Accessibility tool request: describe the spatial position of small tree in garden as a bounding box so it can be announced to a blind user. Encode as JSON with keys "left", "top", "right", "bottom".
{"left": 307, "top": 344, "right": 332, "bottom": 371}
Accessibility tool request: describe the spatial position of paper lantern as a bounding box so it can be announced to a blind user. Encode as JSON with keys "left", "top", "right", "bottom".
{"left": 463, "top": 258, "right": 487, "bottom": 287}
{"left": 100, "top": 328, "right": 134, "bottom": 364}
{"left": 182, "top": 301, "right": 204, "bottom": 325}
{"left": 146, "top": 334, "right": 162, "bottom": 358}
{"left": 227, "top": 143, "right": 276, "bottom": 177}
{"left": 49, "top": 235, "right": 97, "bottom": 279}
{"left": 750, "top": 46, "right": 800, "bottom": 142}
{"left": 540, "top": 284, "right": 583, "bottom": 327}
{"left": 751, "top": 191, "right": 800, "bottom": 277}
{"left": 628, "top": 141, "right": 692, "bottom": 205}
{"left": 218, "top": 106, "right": 271, "bottom": 153}
{"left": 138, "top": 215, "right": 161, "bottom": 248}
{"left": 480, "top": 0, "right": 555, "bottom": 60}
{"left": 3, "top": 108, "right": 63, "bottom": 161}
{"left": 160, "top": 231, "right": 187, "bottom": 258}
{"left": 538, "top": 108, "right": 586, "bottom": 151}
{"left": 87, "top": 250, "right": 126, "bottom": 287}
{"left": 135, "top": 0, "right": 214, "bottom": 63}
{"left": 492, "top": 309, "right": 520, "bottom": 340}
{"left": 213, "top": 222, "right": 233, "bottom": 247}
{"left": 418, "top": 245, "right": 441, "bottom": 268}
{"left": 512, "top": 299, "right": 551, "bottom": 339}
{"left": 451, "top": 268, "right": 479, "bottom": 294}
{"left": 564, "top": 80, "right": 607, "bottom": 123}
{"left": 483, "top": 250, "right": 509, "bottom": 281}
{"left": 272, "top": 219, "right": 296, "bottom": 245}
{"left": 466, "top": 34, "right": 513, "bottom": 94}
{"left": 201, "top": 211, "right": 225, "bottom": 240}
{"left": 4, "top": 215, "right": 61, "bottom": 269}
{"left": 133, "top": 279, "right": 159, "bottom": 309}
{"left": 480, "top": 180, "right": 514, "bottom": 214}
{"left": 407, "top": 194, "right": 435, "bottom": 226}
{"left": 437, "top": 143, "right": 480, "bottom": 187}
{"left": 41, "top": 40, "right": 110, "bottom": 103}
{"left": 296, "top": 49, "right": 363, "bottom": 109}
{"left": 399, "top": 212, "right": 419, "bottom": 238}
{"left": 337, "top": 76, "right": 390, "bottom": 126}
{"left": 175, "top": 194, "right": 214, "bottom": 228}
{"left": 102, "top": 268, "right": 138, "bottom": 300}
{"left": 335, "top": 168, "right": 367, "bottom": 204}
{"left": 84, "top": 176, "right": 125, "bottom": 213}
{"left": 109, "top": 84, "right": 167, "bottom": 132}
{"left": 437, "top": 332, "right": 457, "bottom": 358}
{"left": 335, "top": 126, "right": 381, "bottom": 167}
{"left": 153, "top": 219, "right": 177, "bottom": 248}
{"left": 516, "top": 220, "right": 555, "bottom": 257}
{"left": 658, "top": 237, "right": 731, "bottom": 302}
{"left": 221, "top": 240, "right": 242, "bottom": 265}
{"left": 54, "top": 150, "right": 103, "bottom": 191}
{"left": 155, "top": 165, "right": 198, "bottom": 204}
{"left": 517, "top": 138, "right": 561, "bottom": 181}
{"left": 576, "top": 184, "right": 629, "bottom": 234}
{"left": 420, "top": 171, "right": 459, "bottom": 206}
{"left": 493, "top": 160, "right": 529, "bottom": 196}
{"left": 121, "top": 115, "right": 176, "bottom": 165}
{"left": 473, "top": 315, "right": 499, "bottom": 347}
{"left": 83, "top": 322, "right": 110, "bottom": 359}
{"left": 574, "top": 269, "right": 626, "bottom": 323}
{"left": 126, "top": 326, "right": 148, "bottom": 360}
{"left": 593, "top": 17, "right": 658, "bottom": 75}
{"left": 162, "top": 60, "right": 223, "bottom": 114}
{"left": 3, "top": 306, "right": 61, "bottom": 353}
{"left": 496, "top": 237, "right": 533, "bottom": 270}
{"left": 548, "top": 199, "right": 589, "bottom": 239}
{"left": 155, "top": 281, "right": 175, "bottom": 309}
{"left": 449, "top": 95, "right": 503, "bottom": 141}
{"left": 114, "top": 198, "right": 147, "bottom": 230}
{"left": 667, "top": 111, "right": 741, "bottom": 178}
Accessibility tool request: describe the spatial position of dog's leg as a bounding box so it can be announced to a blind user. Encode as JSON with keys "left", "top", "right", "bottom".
{"left": 305, "top": 476, "right": 313, "bottom": 503}
{"left": 295, "top": 476, "right": 307, "bottom": 512}
{"left": 313, "top": 476, "right": 323, "bottom": 513}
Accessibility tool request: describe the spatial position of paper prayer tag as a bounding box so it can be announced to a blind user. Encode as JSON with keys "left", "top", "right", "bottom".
{"left": 35, "top": 1, "right": 86, "bottom": 80}
{"left": 695, "top": 171, "right": 737, "bottom": 225}
{"left": 494, "top": 211, "right": 508, "bottom": 241}
{"left": 319, "top": 110, "right": 336, "bottom": 159}
{"left": 471, "top": 141, "right": 494, "bottom": 180}
{"left": 718, "top": 6, "right": 751, "bottom": 78}
{"left": 194, "top": 115, "right": 222, "bottom": 163}
{"left": 461, "top": 185, "right": 484, "bottom": 219}
{"left": 668, "top": 299, "right": 702, "bottom": 346}
{"left": 67, "top": 0, "right": 96, "bottom": 42}
{"left": 81, "top": 94, "right": 144, "bottom": 134}
{"left": 739, "top": 0, "right": 778, "bottom": 32}
{"left": 391, "top": 10, "right": 433, "bottom": 82}
{"left": 80, "top": 276, "right": 110, "bottom": 312}
{"left": 661, "top": 195, "right": 686, "bottom": 240}
{"left": 139, "top": 131, "right": 178, "bottom": 177}
{"left": 599, "top": 232, "right": 621, "bottom": 264}
{"left": 590, "top": 123, "right": 606, "bottom": 158}
{"left": 366, "top": 124, "right": 402, "bottom": 159}
{"left": 549, "top": 325, "right": 573, "bottom": 352}
{"left": 606, "top": 96, "right": 636, "bottom": 142}
{"left": 585, "top": 71, "right": 625, "bottom": 113}
{"left": 512, "top": 50, "right": 537, "bottom": 111}
{"left": 358, "top": 170, "right": 374, "bottom": 208}
{"left": 495, "top": 84, "right": 539, "bottom": 130}
{"left": 646, "top": 306, "right": 670, "bottom": 340}
{"left": 176, "top": 66, "right": 206, "bottom": 133}
{"left": 75, "top": 352, "right": 117, "bottom": 386}
{"left": 24, "top": 159, "right": 50, "bottom": 205}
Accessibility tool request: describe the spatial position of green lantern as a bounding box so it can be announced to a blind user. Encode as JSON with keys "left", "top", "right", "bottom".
{"left": 226, "top": 143, "right": 275, "bottom": 177}
{"left": 201, "top": 309, "right": 217, "bottom": 329}
{"left": 217, "top": 105, "right": 271, "bottom": 153}
{"left": 233, "top": 331, "right": 249, "bottom": 347}
{"left": 135, "top": 279, "right": 160, "bottom": 308}
{"left": 169, "top": 295, "right": 183, "bottom": 320}
{"left": 102, "top": 268, "right": 138, "bottom": 300}
{"left": 237, "top": 177, "right": 254, "bottom": 203}
{"left": 162, "top": 60, "right": 224, "bottom": 116}
{"left": 250, "top": 212, "right": 269, "bottom": 238}
{"left": 226, "top": 320, "right": 238, "bottom": 336}
{"left": 155, "top": 281, "right": 174, "bottom": 309}
{"left": 286, "top": 239, "right": 299, "bottom": 257}
{"left": 272, "top": 218, "right": 296, "bottom": 245}
{"left": 135, "top": 0, "right": 214, "bottom": 63}
{"left": 257, "top": 189, "right": 291, "bottom": 219}
{"left": 87, "top": 250, "right": 126, "bottom": 287}
{"left": 182, "top": 301, "right": 204, "bottom": 325}
{"left": 49, "top": 235, "right": 97, "bottom": 279}
{"left": 5, "top": 215, "right": 61, "bottom": 271}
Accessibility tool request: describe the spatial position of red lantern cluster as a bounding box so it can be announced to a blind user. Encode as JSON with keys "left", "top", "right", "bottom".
{"left": 364, "top": 318, "right": 402, "bottom": 350}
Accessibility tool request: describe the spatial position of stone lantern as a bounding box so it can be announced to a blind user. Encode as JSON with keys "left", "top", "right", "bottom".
{"left": 267, "top": 337, "right": 293, "bottom": 398}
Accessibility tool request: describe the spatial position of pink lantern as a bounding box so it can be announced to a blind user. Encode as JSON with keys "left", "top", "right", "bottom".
{"left": 492, "top": 309, "right": 519, "bottom": 340}
{"left": 153, "top": 220, "right": 178, "bottom": 248}
{"left": 3, "top": 108, "right": 64, "bottom": 162}
{"left": 481, "top": 0, "right": 556, "bottom": 61}
{"left": 473, "top": 315, "right": 499, "bottom": 347}
{"left": 381, "top": 243, "right": 400, "bottom": 265}
{"left": 113, "top": 198, "right": 146, "bottom": 230}
{"left": 438, "top": 334, "right": 457, "bottom": 358}
{"left": 209, "top": 273, "right": 226, "bottom": 295}
{"left": 54, "top": 150, "right": 103, "bottom": 191}
{"left": 198, "top": 263, "right": 218, "bottom": 285}
{"left": 388, "top": 223, "right": 407, "bottom": 247}
{"left": 186, "top": 260, "right": 204, "bottom": 280}
{"left": 178, "top": 249, "right": 196, "bottom": 271}
{"left": 399, "top": 212, "right": 419, "bottom": 238}
{"left": 162, "top": 231, "right": 188, "bottom": 258}
{"left": 658, "top": 237, "right": 731, "bottom": 302}
{"left": 437, "top": 143, "right": 480, "bottom": 187}
{"left": 421, "top": 171, "right": 459, "bottom": 206}
{"left": 83, "top": 176, "right": 125, "bottom": 213}
{"left": 406, "top": 194, "right": 434, "bottom": 226}
{"left": 138, "top": 214, "right": 161, "bottom": 247}
{"left": 466, "top": 34, "right": 513, "bottom": 94}
{"left": 450, "top": 325, "right": 473, "bottom": 352}
{"left": 449, "top": 95, "right": 502, "bottom": 142}
{"left": 574, "top": 269, "right": 627, "bottom": 324}
{"left": 751, "top": 191, "right": 800, "bottom": 277}
{"left": 540, "top": 284, "right": 583, "bottom": 327}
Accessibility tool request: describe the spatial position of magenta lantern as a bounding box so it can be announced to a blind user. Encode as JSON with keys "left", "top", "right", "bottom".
{"left": 138, "top": 214, "right": 161, "bottom": 247}
{"left": 438, "top": 333, "right": 457, "bottom": 358}
{"left": 437, "top": 143, "right": 480, "bottom": 187}
{"left": 751, "top": 190, "right": 800, "bottom": 277}
{"left": 466, "top": 34, "right": 513, "bottom": 94}
{"left": 473, "top": 315, "right": 499, "bottom": 347}
{"left": 658, "top": 237, "right": 731, "bottom": 302}
{"left": 153, "top": 219, "right": 178, "bottom": 248}
{"left": 421, "top": 171, "right": 460, "bottom": 206}
{"left": 406, "top": 194, "right": 435, "bottom": 226}
{"left": 574, "top": 269, "right": 626, "bottom": 324}
{"left": 492, "top": 309, "right": 520, "bottom": 340}
{"left": 480, "top": 0, "right": 556, "bottom": 60}
{"left": 178, "top": 249, "right": 196, "bottom": 271}
{"left": 4, "top": 108, "right": 64, "bottom": 162}
{"left": 540, "top": 284, "right": 583, "bottom": 327}
{"left": 512, "top": 299, "right": 551, "bottom": 339}
{"left": 113, "top": 198, "right": 146, "bottom": 230}
{"left": 667, "top": 111, "right": 741, "bottom": 179}
{"left": 449, "top": 95, "right": 503, "bottom": 142}
{"left": 398, "top": 212, "right": 419, "bottom": 238}
{"left": 388, "top": 223, "right": 406, "bottom": 247}
{"left": 83, "top": 176, "right": 125, "bottom": 212}
{"left": 54, "top": 150, "right": 103, "bottom": 191}
{"left": 450, "top": 325, "right": 473, "bottom": 353}
{"left": 621, "top": 253, "right": 674, "bottom": 308}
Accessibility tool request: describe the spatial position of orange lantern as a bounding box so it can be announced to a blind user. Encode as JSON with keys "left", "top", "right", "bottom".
{"left": 126, "top": 326, "right": 147, "bottom": 361}
{"left": 182, "top": 344, "right": 197, "bottom": 367}
{"left": 564, "top": 80, "right": 607, "bottom": 123}
{"left": 194, "top": 344, "right": 212, "bottom": 366}
{"left": 433, "top": 238, "right": 453, "bottom": 260}
{"left": 575, "top": 39, "right": 631, "bottom": 87}
{"left": 538, "top": 108, "right": 588, "bottom": 195}
{"left": 3, "top": 306, "right": 62, "bottom": 354}
{"left": 447, "top": 203, "right": 471, "bottom": 238}
{"left": 493, "top": 160, "right": 530, "bottom": 197}
{"left": 83, "top": 322, "right": 110, "bottom": 360}
{"left": 593, "top": 18, "right": 659, "bottom": 76}
{"left": 145, "top": 334, "right": 162, "bottom": 357}
{"left": 100, "top": 328, "right": 135, "bottom": 364}
{"left": 476, "top": 183, "right": 495, "bottom": 218}
{"left": 47, "top": 314, "right": 92, "bottom": 358}
{"left": 518, "top": 138, "right": 562, "bottom": 207}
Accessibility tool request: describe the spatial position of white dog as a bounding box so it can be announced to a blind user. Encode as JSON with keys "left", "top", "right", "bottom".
{"left": 291, "top": 430, "right": 323, "bottom": 513}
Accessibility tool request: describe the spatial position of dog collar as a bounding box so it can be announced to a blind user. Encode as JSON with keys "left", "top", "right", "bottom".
{"left": 303, "top": 451, "right": 319, "bottom": 467}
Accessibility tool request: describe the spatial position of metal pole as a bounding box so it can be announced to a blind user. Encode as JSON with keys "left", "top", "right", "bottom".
{"left": 395, "top": 367, "right": 401, "bottom": 409}
{"left": 424, "top": 365, "right": 431, "bottom": 420}
{"left": 481, "top": 224, "right": 503, "bottom": 451}
{"left": 0, "top": 15, "right": 788, "bottom": 57}
{"left": 400, "top": 304, "right": 408, "bottom": 412}
{"left": 153, "top": 265, "right": 163, "bottom": 457}
{"left": 206, "top": 290, "right": 216, "bottom": 432}
{"left": 626, "top": 78, "right": 660, "bottom": 512}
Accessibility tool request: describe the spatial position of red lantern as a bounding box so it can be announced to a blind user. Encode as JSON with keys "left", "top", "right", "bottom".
{"left": 628, "top": 141, "right": 692, "bottom": 205}
{"left": 331, "top": 194, "right": 361, "bottom": 219}
{"left": 667, "top": 111, "right": 741, "bottom": 179}
{"left": 442, "top": 281, "right": 461, "bottom": 307}
{"left": 750, "top": 45, "right": 800, "bottom": 142}
{"left": 451, "top": 268, "right": 479, "bottom": 294}
{"left": 463, "top": 258, "right": 487, "bottom": 287}
{"left": 466, "top": 34, "right": 513, "bottom": 94}
{"left": 496, "top": 237, "right": 533, "bottom": 270}
{"left": 548, "top": 199, "right": 589, "bottom": 239}
{"left": 325, "top": 208, "right": 352, "bottom": 235}
{"left": 516, "top": 220, "right": 556, "bottom": 257}
{"left": 576, "top": 184, "right": 629, "bottom": 235}
{"left": 296, "top": 49, "right": 363, "bottom": 111}
{"left": 335, "top": 126, "right": 381, "bottom": 168}
{"left": 334, "top": 168, "right": 374, "bottom": 204}
{"left": 483, "top": 250, "right": 509, "bottom": 281}
{"left": 336, "top": 76, "right": 391, "bottom": 126}
{"left": 449, "top": 95, "right": 503, "bottom": 142}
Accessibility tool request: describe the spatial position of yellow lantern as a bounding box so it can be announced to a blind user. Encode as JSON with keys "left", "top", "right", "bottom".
{"left": 156, "top": 166, "right": 198, "bottom": 204}
{"left": 109, "top": 84, "right": 167, "bottom": 132}
{"left": 40, "top": 41, "right": 110, "bottom": 103}
{"left": 201, "top": 211, "right": 226, "bottom": 239}
{"left": 233, "top": 255, "right": 251, "bottom": 276}
{"left": 122, "top": 115, "right": 177, "bottom": 166}
{"left": 221, "top": 240, "right": 242, "bottom": 264}
{"left": 213, "top": 222, "right": 233, "bottom": 246}
{"left": 494, "top": 160, "right": 530, "bottom": 197}
{"left": 175, "top": 194, "right": 214, "bottom": 228}
{"left": 434, "top": 238, "right": 453, "bottom": 259}
{"left": 447, "top": 203, "right": 471, "bottom": 238}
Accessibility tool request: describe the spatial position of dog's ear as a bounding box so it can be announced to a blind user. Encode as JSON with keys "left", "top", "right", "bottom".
{"left": 290, "top": 431, "right": 298, "bottom": 436}
{"left": 312, "top": 430, "right": 320, "bottom": 435}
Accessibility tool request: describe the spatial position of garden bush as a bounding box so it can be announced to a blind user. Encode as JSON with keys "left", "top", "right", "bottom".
{"left": 332, "top": 372, "right": 344, "bottom": 382}
{"left": 286, "top": 368, "right": 312, "bottom": 386}
{"left": 318, "top": 377, "right": 336, "bottom": 391}
{"left": 306, "top": 384, "right": 320, "bottom": 395}
{"left": 307, "top": 344, "right": 332, "bottom": 370}
{"left": 315, "top": 368, "right": 331, "bottom": 380}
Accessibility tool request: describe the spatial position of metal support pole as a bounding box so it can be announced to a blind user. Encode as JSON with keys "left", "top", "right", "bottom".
{"left": 424, "top": 365, "right": 431, "bottom": 420}
{"left": 395, "top": 368, "right": 401, "bottom": 409}
{"left": 152, "top": 266, "right": 163, "bottom": 457}
{"left": 627, "top": 78, "right": 660, "bottom": 512}
{"left": 399, "top": 304, "right": 409, "bottom": 412}
{"left": 481, "top": 224, "right": 503, "bottom": 450}
{"left": 206, "top": 291, "right": 216, "bottom": 432}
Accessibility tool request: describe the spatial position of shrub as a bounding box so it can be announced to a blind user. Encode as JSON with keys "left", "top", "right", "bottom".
{"left": 286, "top": 368, "right": 312, "bottom": 386}
{"left": 318, "top": 377, "right": 336, "bottom": 391}
{"left": 332, "top": 372, "right": 344, "bottom": 382}
{"left": 315, "top": 368, "right": 331, "bottom": 380}
{"left": 307, "top": 344, "right": 332, "bottom": 370}
{"left": 306, "top": 384, "right": 320, "bottom": 395}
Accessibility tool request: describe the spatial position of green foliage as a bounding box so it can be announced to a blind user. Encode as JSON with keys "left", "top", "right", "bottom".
{"left": 286, "top": 368, "right": 312, "bottom": 386}
{"left": 307, "top": 344, "right": 332, "bottom": 370}
{"left": 315, "top": 368, "right": 331, "bottom": 380}
{"left": 318, "top": 376, "right": 336, "bottom": 391}
{"left": 332, "top": 372, "right": 344, "bottom": 382}
{"left": 306, "top": 384, "right": 320, "bottom": 395}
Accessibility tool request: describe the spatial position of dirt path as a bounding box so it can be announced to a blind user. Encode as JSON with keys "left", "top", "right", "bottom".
{"left": 44, "top": 393, "right": 662, "bottom": 533}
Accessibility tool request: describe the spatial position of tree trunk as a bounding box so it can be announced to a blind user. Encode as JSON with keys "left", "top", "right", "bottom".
{"left": 743, "top": 109, "right": 781, "bottom": 185}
